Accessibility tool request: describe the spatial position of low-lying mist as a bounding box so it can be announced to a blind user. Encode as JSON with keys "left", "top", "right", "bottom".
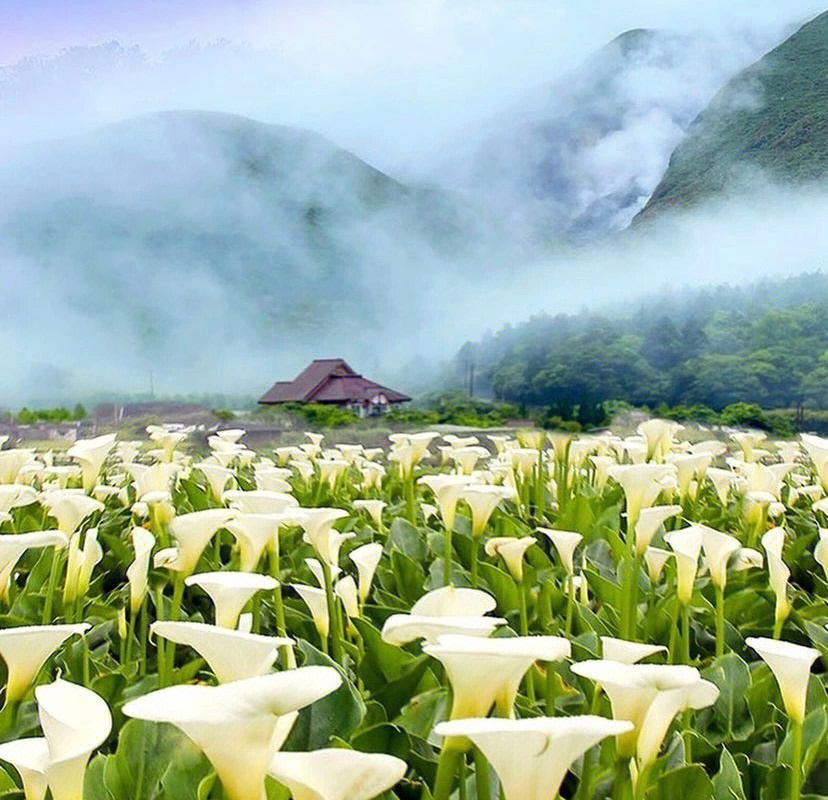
{"left": 1, "top": 158, "right": 825, "bottom": 408}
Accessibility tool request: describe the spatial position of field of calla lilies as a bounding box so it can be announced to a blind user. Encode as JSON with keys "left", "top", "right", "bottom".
{"left": 0, "top": 421, "right": 825, "bottom": 800}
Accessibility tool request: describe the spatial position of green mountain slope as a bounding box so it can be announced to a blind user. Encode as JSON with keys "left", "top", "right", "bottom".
{"left": 635, "top": 12, "right": 828, "bottom": 221}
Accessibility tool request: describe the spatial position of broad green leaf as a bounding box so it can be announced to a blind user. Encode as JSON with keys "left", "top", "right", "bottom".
{"left": 103, "top": 719, "right": 195, "bottom": 800}
{"left": 646, "top": 765, "right": 714, "bottom": 800}
{"left": 283, "top": 640, "right": 365, "bottom": 750}
{"left": 712, "top": 748, "right": 747, "bottom": 800}
{"left": 779, "top": 705, "right": 828, "bottom": 781}
{"left": 701, "top": 653, "right": 754, "bottom": 743}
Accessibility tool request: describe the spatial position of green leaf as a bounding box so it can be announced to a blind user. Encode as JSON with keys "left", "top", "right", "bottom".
{"left": 103, "top": 719, "right": 195, "bottom": 800}
{"left": 646, "top": 765, "right": 714, "bottom": 800}
{"left": 701, "top": 653, "right": 754, "bottom": 742}
{"left": 779, "top": 706, "right": 828, "bottom": 781}
{"left": 284, "top": 640, "right": 365, "bottom": 750}
{"left": 712, "top": 748, "right": 747, "bottom": 800}
{"left": 387, "top": 518, "right": 427, "bottom": 561}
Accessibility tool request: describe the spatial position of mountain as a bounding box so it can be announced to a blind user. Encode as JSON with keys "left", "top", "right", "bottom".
{"left": 635, "top": 12, "right": 828, "bottom": 222}
{"left": 419, "top": 28, "right": 769, "bottom": 245}
{"left": 0, "top": 111, "right": 490, "bottom": 400}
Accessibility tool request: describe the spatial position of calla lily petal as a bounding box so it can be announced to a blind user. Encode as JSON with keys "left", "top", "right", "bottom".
{"left": 434, "top": 716, "right": 633, "bottom": 800}
{"left": 151, "top": 621, "right": 292, "bottom": 683}
{"left": 268, "top": 748, "right": 407, "bottom": 800}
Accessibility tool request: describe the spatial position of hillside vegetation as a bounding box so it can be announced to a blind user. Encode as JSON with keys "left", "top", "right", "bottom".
{"left": 636, "top": 11, "right": 828, "bottom": 220}
{"left": 457, "top": 273, "right": 828, "bottom": 416}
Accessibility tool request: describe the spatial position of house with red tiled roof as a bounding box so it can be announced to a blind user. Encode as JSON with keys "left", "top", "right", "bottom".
{"left": 259, "top": 359, "right": 410, "bottom": 416}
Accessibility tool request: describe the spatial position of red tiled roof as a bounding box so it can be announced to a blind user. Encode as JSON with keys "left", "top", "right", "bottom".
{"left": 259, "top": 359, "right": 410, "bottom": 405}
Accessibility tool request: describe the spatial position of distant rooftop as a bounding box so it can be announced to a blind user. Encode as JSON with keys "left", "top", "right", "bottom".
{"left": 259, "top": 359, "right": 410, "bottom": 406}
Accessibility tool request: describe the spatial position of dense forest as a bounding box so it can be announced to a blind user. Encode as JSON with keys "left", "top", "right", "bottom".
{"left": 454, "top": 273, "right": 828, "bottom": 416}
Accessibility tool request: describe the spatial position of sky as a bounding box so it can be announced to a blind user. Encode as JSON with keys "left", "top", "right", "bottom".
{"left": 1, "top": 0, "right": 824, "bottom": 170}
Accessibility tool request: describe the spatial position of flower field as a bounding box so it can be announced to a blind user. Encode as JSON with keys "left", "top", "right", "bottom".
{"left": 0, "top": 421, "right": 825, "bottom": 800}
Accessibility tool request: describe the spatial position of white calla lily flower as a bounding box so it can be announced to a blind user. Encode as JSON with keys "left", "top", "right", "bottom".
{"left": 607, "top": 464, "right": 677, "bottom": 528}
{"left": 600, "top": 637, "right": 667, "bottom": 665}
{"left": 417, "top": 475, "right": 472, "bottom": 532}
{"left": 126, "top": 527, "right": 155, "bottom": 615}
{"left": 0, "top": 678, "right": 111, "bottom": 800}
{"left": 424, "top": 634, "right": 570, "bottom": 718}
{"left": 571, "top": 661, "right": 718, "bottom": 766}
{"left": 335, "top": 576, "right": 360, "bottom": 620}
{"left": 631, "top": 505, "right": 682, "bottom": 554}
{"left": 224, "top": 490, "right": 297, "bottom": 515}
{"left": 761, "top": 527, "right": 791, "bottom": 630}
{"left": 62, "top": 529, "right": 102, "bottom": 606}
{"left": 165, "top": 509, "right": 235, "bottom": 576}
{"left": 123, "top": 667, "right": 341, "bottom": 800}
{"left": 664, "top": 526, "right": 704, "bottom": 604}
{"left": 40, "top": 492, "right": 103, "bottom": 536}
{"left": 0, "top": 531, "right": 66, "bottom": 603}
{"left": 411, "top": 586, "right": 497, "bottom": 617}
{"left": 0, "top": 625, "right": 89, "bottom": 703}
{"left": 434, "top": 715, "right": 632, "bottom": 800}
{"left": 746, "top": 637, "right": 819, "bottom": 724}
{"left": 293, "top": 584, "right": 329, "bottom": 638}
{"left": 461, "top": 485, "right": 516, "bottom": 537}
{"left": 352, "top": 500, "right": 386, "bottom": 529}
{"left": 349, "top": 543, "right": 383, "bottom": 603}
{"left": 268, "top": 748, "right": 407, "bottom": 800}
{"left": 381, "top": 614, "right": 505, "bottom": 646}
{"left": 644, "top": 547, "right": 671, "bottom": 584}
{"left": 484, "top": 537, "right": 535, "bottom": 581}
{"left": 151, "top": 621, "right": 293, "bottom": 683}
{"left": 699, "top": 526, "right": 741, "bottom": 591}
{"left": 225, "top": 513, "right": 283, "bottom": 572}
{"left": 537, "top": 528, "right": 582, "bottom": 574}
{"left": 185, "top": 571, "right": 278, "bottom": 629}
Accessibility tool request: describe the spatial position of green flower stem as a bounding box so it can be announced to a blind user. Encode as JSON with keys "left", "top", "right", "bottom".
{"left": 474, "top": 747, "right": 491, "bottom": 800}
{"left": 668, "top": 600, "right": 680, "bottom": 663}
{"left": 432, "top": 737, "right": 467, "bottom": 800}
{"left": 0, "top": 700, "right": 20, "bottom": 735}
{"left": 791, "top": 720, "right": 803, "bottom": 800}
{"left": 518, "top": 580, "right": 530, "bottom": 635}
{"left": 162, "top": 576, "right": 185, "bottom": 686}
{"left": 139, "top": 601, "right": 149, "bottom": 677}
{"left": 565, "top": 576, "right": 575, "bottom": 638}
{"left": 574, "top": 688, "right": 605, "bottom": 800}
{"left": 41, "top": 548, "right": 64, "bottom": 624}
{"left": 81, "top": 633, "right": 91, "bottom": 687}
{"left": 405, "top": 474, "right": 416, "bottom": 522}
{"left": 154, "top": 586, "right": 166, "bottom": 681}
{"left": 320, "top": 560, "right": 343, "bottom": 665}
{"left": 773, "top": 613, "right": 785, "bottom": 639}
{"left": 458, "top": 754, "right": 468, "bottom": 800}
{"left": 470, "top": 537, "right": 479, "bottom": 588}
{"left": 613, "top": 759, "right": 633, "bottom": 800}
{"left": 517, "top": 581, "right": 536, "bottom": 703}
{"left": 715, "top": 585, "right": 725, "bottom": 658}
{"left": 124, "top": 605, "right": 137, "bottom": 666}
{"left": 268, "top": 549, "right": 295, "bottom": 668}
{"left": 535, "top": 451, "right": 545, "bottom": 521}
{"left": 544, "top": 662, "right": 557, "bottom": 714}
{"left": 633, "top": 762, "right": 653, "bottom": 800}
{"left": 681, "top": 602, "right": 691, "bottom": 664}
{"left": 443, "top": 525, "right": 453, "bottom": 586}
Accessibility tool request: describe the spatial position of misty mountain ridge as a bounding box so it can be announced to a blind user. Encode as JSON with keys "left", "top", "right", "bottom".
{"left": 0, "top": 110, "right": 503, "bottom": 401}
{"left": 416, "top": 26, "right": 777, "bottom": 245}
{"left": 636, "top": 11, "right": 828, "bottom": 221}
